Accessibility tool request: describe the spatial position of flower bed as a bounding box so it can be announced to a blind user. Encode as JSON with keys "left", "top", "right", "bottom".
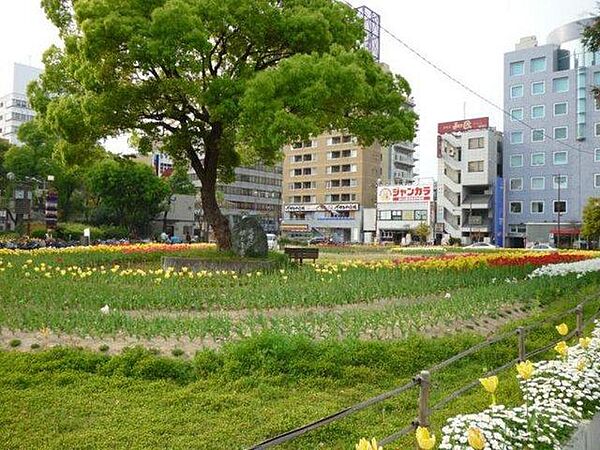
{"left": 438, "top": 324, "right": 600, "bottom": 449}
{"left": 529, "top": 258, "right": 600, "bottom": 279}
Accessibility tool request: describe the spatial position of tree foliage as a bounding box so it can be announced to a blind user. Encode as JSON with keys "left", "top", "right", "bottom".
{"left": 168, "top": 164, "right": 196, "bottom": 196}
{"left": 87, "top": 159, "right": 170, "bottom": 236}
{"left": 581, "top": 197, "right": 600, "bottom": 240}
{"left": 35, "top": 0, "right": 418, "bottom": 249}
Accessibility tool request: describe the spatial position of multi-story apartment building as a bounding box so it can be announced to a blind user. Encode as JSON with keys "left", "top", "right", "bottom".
{"left": 281, "top": 132, "right": 381, "bottom": 242}
{"left": 0, "top": 63, "right": 42, "bottom": 144}
{"left": 504, "top": 19, "right": 600, "bottom": 247}
{"left": 436, "top": 118, "right": 503, "bottom": 244}
{"left": 381, "top": 141, "right": 418, "bottom": 185}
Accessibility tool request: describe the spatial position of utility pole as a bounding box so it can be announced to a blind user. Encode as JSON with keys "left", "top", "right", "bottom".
{"left": 555, "top": 173, "right": 561, "bottom": 248}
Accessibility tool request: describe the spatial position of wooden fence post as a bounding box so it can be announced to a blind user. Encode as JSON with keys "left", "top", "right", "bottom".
{"left": 517, "top": 327, "right": 526, "bottom": 362}
{"left": 417, "top": 371, "right": 431, "bottom": 428}
{"left": 576, "top": 305, "right": 584, "bottom": 338}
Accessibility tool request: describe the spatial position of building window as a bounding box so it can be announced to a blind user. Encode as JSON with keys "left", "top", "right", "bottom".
{"left": 531, "top": 201, "right": 544, "bottom": 214}
{"left": 553, "top": 127, "right": 568, "bottom": 140}
{"left": 292, "top": 140, "right": 315, "bottom": 149}
{"left": 510, "top": 84, "right": 524, "bottom": 98}
{"left": 510, "top": 154, "right": 523, "bottom": 167}
{"left": 468, "top": 137, "right": 485, "bottom": 149}
{"left": 531, "top": 105, "right": 545, "bottom": 119}
{"left": 531, "top": 81, "right": 545, "bottom": 95}
{"left": 415, "top": 210, "right": 428, "bottom": 221}
{"left": 510, "top": 202, "right": 523, "bottom": 214}
{"left": 509, "top": 178, "right": 523, "bottom": 191}
{"left": 531, "top": 129, "right": 545, "bottom": 142}
{"left": 595, "top": 148, "right": 600, "bottom": 162}
{"left": 553, "top": 175, "right": 568, "bottom": 189}
{"left": 379, "top": 210, "right": 392, "bottom": 220}
{"left": 595, "top": 174, "right": 600, "bottom": 188}
{"left": 510, "top": 108, "right": 524, "bottom": 121}
{"left": 510, "top": 131, "right": 524, "bottom": 144}
{"left": 552, "top": 77, "right": 569, "bottom": 93}
{"left": 595, "top": 123, "right": 600, "bottom": 137}
{"left": 554, "top": 102, "right": 568, "bottom": 116}
{"left": 554, "top": 201, "right": 567, "bottom": 214}
{"left": 553, "top": 151, "right": 568, "bottom": 165}
{"left": 530, "top": 57, "right": 546, "bottom": 73}
{"left": 531, "top": 176, "right": 545, "bottom": 190}
{"left": 510, "top": 61, "right": 525, "bottom": 76}
{"left": 531, "top": 152, "right": 545, "bottom": 166}
{"left": 327, "top": 135, "right": 354, "bottom": 146}
{"left": 467, "top": 160, "right": 484, "bottom": 172}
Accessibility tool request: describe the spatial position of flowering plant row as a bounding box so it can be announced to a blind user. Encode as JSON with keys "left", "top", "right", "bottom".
{"left": 0, "top": 242, "right": 216, "bottom": 256}
{"left": 357, "top": 322, "right": 600, "bottom": 450}
{"left": 529, "top": 257, "right": 600, "bottom": 279}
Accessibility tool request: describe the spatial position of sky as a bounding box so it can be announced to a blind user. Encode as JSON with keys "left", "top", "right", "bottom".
{"left": 0, "top": 0, "right": 598, "bottom": 178}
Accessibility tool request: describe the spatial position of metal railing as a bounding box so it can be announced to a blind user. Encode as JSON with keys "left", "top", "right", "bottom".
{"left": 249, "top": 294, "right": 600, "bottom": 449}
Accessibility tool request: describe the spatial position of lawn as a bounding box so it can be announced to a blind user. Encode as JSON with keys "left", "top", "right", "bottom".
{"left": 0, "top": 244, "right": 599, "bottom": 449}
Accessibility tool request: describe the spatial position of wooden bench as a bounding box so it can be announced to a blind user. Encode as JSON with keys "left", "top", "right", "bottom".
{"left": 284, "top": 247, "right": 319, "bottom": 264}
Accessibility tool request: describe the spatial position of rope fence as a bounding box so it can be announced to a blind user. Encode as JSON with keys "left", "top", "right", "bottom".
{"left": 249, "top": 293, "right": 600, "bottom": 449}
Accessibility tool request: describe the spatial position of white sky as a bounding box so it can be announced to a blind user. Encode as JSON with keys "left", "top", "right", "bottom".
{"left": 1, "top": 0, "right": 598, "bottom": 177}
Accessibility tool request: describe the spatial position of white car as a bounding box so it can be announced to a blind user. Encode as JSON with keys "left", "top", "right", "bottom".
{"left": 465, "top": 242, "right": 498, "bottom": 250}
{"left": 266, "top": 233, "right": 278, "bottom": 251}
{"left": 529, "top": 243, "right": 558, "bottom": 252}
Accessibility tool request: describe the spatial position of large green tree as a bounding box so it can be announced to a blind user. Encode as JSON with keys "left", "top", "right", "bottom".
{"left": 87, "top": 159, "right": 170, "bottom": 236}
{"left": 33, "top": 0, "right": 417, "bottom": 249}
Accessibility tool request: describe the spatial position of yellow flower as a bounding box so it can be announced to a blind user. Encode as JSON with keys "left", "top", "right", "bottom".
{"left": 516, "top": 360, "right": 534, "bottom": 380}
{"left": 579, "top": 337, "right": 592, "bottom": 349}
{"left": 355, "top": 437, "right": 382, "bottom": 450}
{"left": 479, "top": 375, "right": 498, "bottom": 394}
{"left": 415, "top": 426, "right": 436, "bottom": 450}
{"left": 576, "top": 358, "right": 587, "bottom": 372}
{"left": 467, "top": 427, "right": 486, "bottom": 450}
{"left": 556, "top": 323, "right": 569, "bottom": 336}
{"left": 555, "top": 341, "right": 568, "bottom": 357}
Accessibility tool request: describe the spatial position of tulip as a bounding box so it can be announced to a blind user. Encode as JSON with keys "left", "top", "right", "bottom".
{"left": 555, "top": 341, "right": 568, "bottom": 358}
{"left": 355, "top": 437, "right": 382, "bottom": 450}
{"left": 577, "top": 358, "right": 587, "bottom": 372}
{"left": 467, "top": 427, "right": 486, "bottom": 450}
{"left": 415, "top": 426, "right": 436, "bottom": 450}
{"left": 579, "top": 337, "right": 592, "bottom": 349}
{"left": 516, "top": 360, "right": 534, "bottom": 380}
{"left": 555, "top": 323, "right": 569, "bottom": 336}
{"left": 479, "top": 375, "right": 498, "bottom": 405}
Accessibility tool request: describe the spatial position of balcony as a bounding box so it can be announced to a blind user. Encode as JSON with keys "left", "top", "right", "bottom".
{"left": 462, "top": 194, "right": 491, "bottom": 209}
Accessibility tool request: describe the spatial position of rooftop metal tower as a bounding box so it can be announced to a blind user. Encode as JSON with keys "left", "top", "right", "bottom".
{"left": 356, "top": 5, "right": 381, "bottom": 62}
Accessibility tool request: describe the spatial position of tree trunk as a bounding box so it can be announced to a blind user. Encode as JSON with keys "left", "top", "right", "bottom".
{"left": 189, "top": 123, "right": 232, "bottom": 251}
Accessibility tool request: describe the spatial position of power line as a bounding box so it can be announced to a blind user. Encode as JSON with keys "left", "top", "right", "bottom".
{"left": 342, "top": 0, "right": 596, "bottom": 158}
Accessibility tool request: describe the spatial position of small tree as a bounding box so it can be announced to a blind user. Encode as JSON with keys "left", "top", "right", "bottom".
{"left": 581, "top": 197, "right": 600, "bottom": 244}
{"left": 87, "top": 159, "right": 170, "bottom": 236}
{"left": 412, "top": 223, "right": 430, "bottom": 243}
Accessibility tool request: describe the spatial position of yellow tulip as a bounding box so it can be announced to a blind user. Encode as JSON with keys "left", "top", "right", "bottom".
{"left": 579, "top": 337, "right": 592, "bottom": 349}
{"left": 576, "top": 358, "right": 587, "bottom": 372}
{"left": 516, "top": 360, "right": 534, "bottom": 380}
{"left": 355, "top": 437, "right": 382, "bottom": 450}
{"left": 415, "top": 426, "right": 436, "bottom": 450}
{"left": 556, "top": 323, "right": 569, "bottom": 336}
{"left": 467, "top": 427, "right": 486, "bottom": 450}
{"left": 479, "top": 375, "right": 498, "bottom": 405}
{"left": 555, "top": 341, "right": 568, "bottom": 358}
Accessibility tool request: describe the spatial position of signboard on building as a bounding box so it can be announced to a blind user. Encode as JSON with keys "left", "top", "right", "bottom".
{"left": 437, "top": 117, "right": 489, "bottom": 135}
{"left": 45, "top": 191, "right": 59, "bottom": 230}
{"left": 280, "top": 223, "right": 310, "bottom": 232}
{"left": 284, "top": 203, "right": 360, "bottom": 213}
{"left": 494, "top": 178, "right": 504, "bottom": 247}
{"left": 377, "top": 184, "right": 433, "bottom": 203}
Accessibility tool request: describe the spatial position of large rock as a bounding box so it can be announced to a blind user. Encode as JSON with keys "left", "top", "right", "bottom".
{"left": 231, "top": 216, "right": 268, "bottom": 258}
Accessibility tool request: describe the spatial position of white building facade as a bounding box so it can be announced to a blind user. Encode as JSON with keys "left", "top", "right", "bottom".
{"left": 436, "top": 118, "right": 503, "bottom": 244}
{"left": 0, "top": 63, "right": 42, "bottom": 144}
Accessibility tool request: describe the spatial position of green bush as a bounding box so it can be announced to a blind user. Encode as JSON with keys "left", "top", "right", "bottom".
{"left": 53, "top": 222, "right": 129, "bottom": 241}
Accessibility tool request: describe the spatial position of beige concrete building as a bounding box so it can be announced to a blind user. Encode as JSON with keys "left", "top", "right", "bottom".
{"left": 281, "top": 132, "right": 381, "bottom": 242}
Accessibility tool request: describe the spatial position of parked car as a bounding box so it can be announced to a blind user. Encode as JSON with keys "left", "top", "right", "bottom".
{"left": 573, "top": 240, "right": 589, "bottom": 250}
{"left": 530, "top": 243, "right": 558, "bottom": 251}
{"left": 266, "top": 233, "right": 278, "bottom": 250}
{"left": 308, "top": 236, "right": 330, "bottom": 245}
{"left": 465, "top": 242, "right": 498, "bottom": 250}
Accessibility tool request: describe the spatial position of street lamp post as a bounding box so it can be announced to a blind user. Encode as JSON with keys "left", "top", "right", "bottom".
{"left": 554, "top": 173, "right": 562, "bottom": 249}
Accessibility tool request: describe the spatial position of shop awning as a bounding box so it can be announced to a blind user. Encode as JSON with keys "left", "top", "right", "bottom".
{"left": 550, "top": 226, "right": 580, "bottom": 236}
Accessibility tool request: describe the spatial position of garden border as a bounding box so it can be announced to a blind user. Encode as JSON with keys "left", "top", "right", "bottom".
{"left": 249, "top": 293, "right": 600, "bottom": 449}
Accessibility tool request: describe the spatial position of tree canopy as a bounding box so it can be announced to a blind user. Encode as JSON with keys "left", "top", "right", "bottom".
{"left": 35, "top": 0, "right": 418, "bottom": 249}
{"left": 581, "top": 197, "right": 600, "bottom": 241}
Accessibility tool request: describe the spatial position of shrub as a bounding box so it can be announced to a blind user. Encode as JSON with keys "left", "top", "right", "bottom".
{"left": 99, "top": 344, "right": 110, "bottom": 353}
{"left": 30, "top": 343, "right": 40, "bottom": 350}
{"left": 9, "top": 339, "right": 21, "bottom": 348}
{"left": 171, "top": 348, "right": 184, "bottom": 357}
